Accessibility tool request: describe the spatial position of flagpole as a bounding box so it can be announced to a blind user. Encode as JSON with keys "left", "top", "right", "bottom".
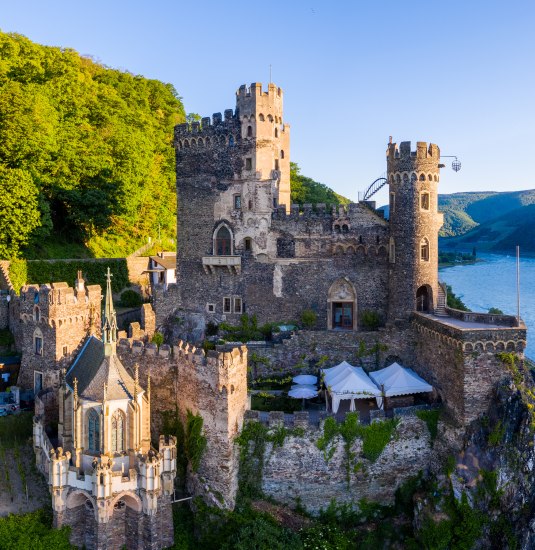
{"left": 516, "top": 245, "right": 520, "bottom": 326}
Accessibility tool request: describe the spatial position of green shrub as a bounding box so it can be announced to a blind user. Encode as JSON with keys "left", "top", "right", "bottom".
{"left": 488, "top": 420, "right": 506, "bottom": 446}
{"left": 22, "top": 258, "right": 129, "bottom": 292}
{"left": 151, "top": 332, "right": 164, "bottom": 347}
{"left": 445, "top": 285, "right": 470, "bottom": 311}
{"left": 416, "top": 409, "right": 441, "bottom": 442}
{"left": 358, "top": 418, "right": 399, "bottom": 462}
{"left": 0, "top": 509, "right": 71, "bottom": 549}
{"left": 185, "top": 410, "right": 207, "bottom": 473}
{"left": 301, "top": 309, "right": 317, "bottom": 329}
{"left": 360, "top": 310, "right": 381, "bottom": 331}
{"left": 120, "top": 289, "right": 143, "bottom": 307}
{"left": 488, "top": 307, "right": 504, "bottom": 314}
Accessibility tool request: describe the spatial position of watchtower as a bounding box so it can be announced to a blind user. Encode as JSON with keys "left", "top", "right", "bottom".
{"left": 387, "top": 141, "right": 444, "bottom": 321}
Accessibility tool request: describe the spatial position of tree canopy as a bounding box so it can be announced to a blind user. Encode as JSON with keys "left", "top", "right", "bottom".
{"left": 290, "top": 162, "right": 349, "bottom": 206}
{"left": 0, "top": 31, "right": 185, "bottom": 259}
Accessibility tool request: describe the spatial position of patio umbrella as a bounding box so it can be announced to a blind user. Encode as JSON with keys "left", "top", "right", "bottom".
{"left": 293, "top": 374, "right": 318, "bottom": 385}
{"left": 291, "top": 384, "right": 317, "bottom": 391}
{"left": 288, "top": 386, "right": 318, "bottom": 409}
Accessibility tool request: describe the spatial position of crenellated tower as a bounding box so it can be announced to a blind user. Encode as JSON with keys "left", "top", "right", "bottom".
{"left": 387, "top": 141, "right": 444, "bottom": 322}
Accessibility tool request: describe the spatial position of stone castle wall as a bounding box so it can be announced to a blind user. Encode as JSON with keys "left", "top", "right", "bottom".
{"left": 117, "top": 339, "right": 248, "bottom": 508}
{"left": 242, "top": 325, "right": 415, "bottom": 379}
{"left": 244, "top": 412, "right": 432, "bottom": 513}
{"left": 413, "top": 313, "right": 527, "bottom": 424}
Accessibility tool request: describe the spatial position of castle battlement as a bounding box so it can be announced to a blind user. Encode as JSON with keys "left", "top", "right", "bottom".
{"left": 175, "top": 110, "right": 239, "bottom": 138}
{"left": 236, "top": 82, "right": 283, "bottom": 99}
{"left": 387, "top": 141, "right": 440, "bottom": 161}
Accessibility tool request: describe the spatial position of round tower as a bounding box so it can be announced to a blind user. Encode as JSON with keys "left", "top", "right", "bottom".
{"left": 387, "top": 140, "right": 443, "bottom": 322}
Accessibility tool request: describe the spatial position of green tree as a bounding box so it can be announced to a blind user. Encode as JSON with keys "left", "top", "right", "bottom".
{"left": 0, "top": 166, "right": 41, "bottom": 258}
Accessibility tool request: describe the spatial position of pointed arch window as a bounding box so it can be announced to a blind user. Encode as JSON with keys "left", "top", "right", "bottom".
{"left": 215, "top": 225, "right": 232, "bottom": 256}
{"left": 88, "top": 409, "right": 100, "bottom": 452}
{"left": 111, "top": 410, "right": 125, "bottom": 453}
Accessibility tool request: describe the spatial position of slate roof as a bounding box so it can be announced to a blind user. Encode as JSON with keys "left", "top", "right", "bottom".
{"left": 150, "top": 255, "right": 176, "bottom": 270}
{"left": 66, "top": 336, "right": 137, "bottom": 402}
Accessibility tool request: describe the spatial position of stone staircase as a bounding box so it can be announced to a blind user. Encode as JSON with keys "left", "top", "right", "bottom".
{"left": 435, "top": 283, "right": 448, "bottom": 316}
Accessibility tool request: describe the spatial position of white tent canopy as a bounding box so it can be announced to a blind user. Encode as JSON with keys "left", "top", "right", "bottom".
{"left": 322, "top": 361, "right": 359, "bottom": 384}
{"left": 369, "top": 362, "right": 433, "bottom": 397}
{"left": 322, "top": 364, "right": 382, "bottom": 413}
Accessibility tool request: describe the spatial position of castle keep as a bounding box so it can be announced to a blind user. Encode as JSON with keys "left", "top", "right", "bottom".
{"left": 167, "top": 83, "right": 443, "bottom": 338}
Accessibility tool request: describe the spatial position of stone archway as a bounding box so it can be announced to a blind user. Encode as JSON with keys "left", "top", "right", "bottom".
{"left": 416, "top": 285, "right": 433, "bottom": 313}
{"left": 327, "top": 278, "right": 357, "bottom": 330}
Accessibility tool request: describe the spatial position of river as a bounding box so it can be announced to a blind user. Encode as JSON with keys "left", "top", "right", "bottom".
{"left": 439, "top": 253, "right": 535, "bottom": 359}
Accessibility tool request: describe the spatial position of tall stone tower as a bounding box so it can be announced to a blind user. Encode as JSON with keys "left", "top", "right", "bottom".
{"left": 387, "top": 141, "right": 444, "bottom": 321}
{"left": 235, "top": 83, "right": 290, "bottom": 210}
{"left": 172, "top": 83, "right": 291, "bottom": 335}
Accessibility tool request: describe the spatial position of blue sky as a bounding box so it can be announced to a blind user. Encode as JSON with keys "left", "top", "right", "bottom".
{"left": 2, "top": 0, "right": 534, "bottom": 204}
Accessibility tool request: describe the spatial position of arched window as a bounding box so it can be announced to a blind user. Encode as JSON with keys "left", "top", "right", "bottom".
{"left": 419, "top": 173, "right": 425, "bottom": 181}
{"left": 215, "top": 225, "right": 232, "bottom": 256}
{"left": 267, "top": 114, "right": 273, "bottom": 123}
{"left": 244, "top": 237, "right": 252, "bottom": 252}
{"left": 342, "top": 224, "right": 349, "bottom": 233}
{"left": 88, "top": 409, "right": 100, "bottom": 452}
{"left": 247, "top": 125, "right": 253, "bottom": 137}
{"left": 420, "top": 238, "right": 430, "bottom": 262}
{"left": 280, "top": 150, "right": 285, "bottom": 159}
{"left": 274, "top": 127, "right": 278, "bottom": 138}
{"left": 259, "top": 114, "right": 265, "bottom": 121}
{"left": 34, "top": 306, "right": 40, "bottom": 322}
{"left": 111, "top": 410, "right": 125, "bottom": 453}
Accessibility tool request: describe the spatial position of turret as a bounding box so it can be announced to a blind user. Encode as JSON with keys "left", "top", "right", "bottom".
{"left": 387, "top": 140, "right": 444, "bottom": 321}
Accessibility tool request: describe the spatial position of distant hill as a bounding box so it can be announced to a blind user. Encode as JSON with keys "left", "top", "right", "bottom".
{"left": 438, "top": 190, "right": 535, "bottom": 237}
{"left": 380, "top": 190, "right": 535, "bottom": 252}
{"left": 440, "top": 203, "right": 535, "bottom": 253}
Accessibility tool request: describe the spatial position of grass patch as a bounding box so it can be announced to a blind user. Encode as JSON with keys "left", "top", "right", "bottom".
{"left": 0, "top": 413, "right": 33, "bottom": 447}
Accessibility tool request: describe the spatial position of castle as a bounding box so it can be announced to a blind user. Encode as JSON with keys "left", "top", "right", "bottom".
{"left": 0, "top": 82, "right": 529, "bottom": 546}
{"left": 164, "top": 83, "right": 442, "bottom": 338}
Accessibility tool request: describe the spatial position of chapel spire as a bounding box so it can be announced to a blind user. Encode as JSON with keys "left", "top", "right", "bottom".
{"left": 102, "top": 267, "right": 118, "bottom": 354}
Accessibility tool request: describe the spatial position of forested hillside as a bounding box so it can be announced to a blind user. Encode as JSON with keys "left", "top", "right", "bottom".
{"left": 440, "top": 203, "right": 535, "bottom": 253}
{"left": 290, "top": 162, "right": 350, "bottom": 206}
{"left": 0, "top": 31, "right": 185, "bottom": 259}
{"left": 438, "top": 190, "right": 535, "bottom": 237}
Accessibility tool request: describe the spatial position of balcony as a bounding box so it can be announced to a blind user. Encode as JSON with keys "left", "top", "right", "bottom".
{"left": 202, "top": 255, "right": 241, "bottom": 275}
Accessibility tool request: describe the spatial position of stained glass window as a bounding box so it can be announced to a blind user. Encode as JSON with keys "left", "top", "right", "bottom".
{"left": 111, "top": 410, "right": 125, "bottom": 453}
{"left": 88, "top": 409, "right": 100, "bottom": 452}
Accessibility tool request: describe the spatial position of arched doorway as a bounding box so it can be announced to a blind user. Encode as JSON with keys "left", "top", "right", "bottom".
{"left": 416, "top": 285, "right": 432, "bottom": 312}
{"left": 327, "top": 278, "right": 357, "bottom": 330}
